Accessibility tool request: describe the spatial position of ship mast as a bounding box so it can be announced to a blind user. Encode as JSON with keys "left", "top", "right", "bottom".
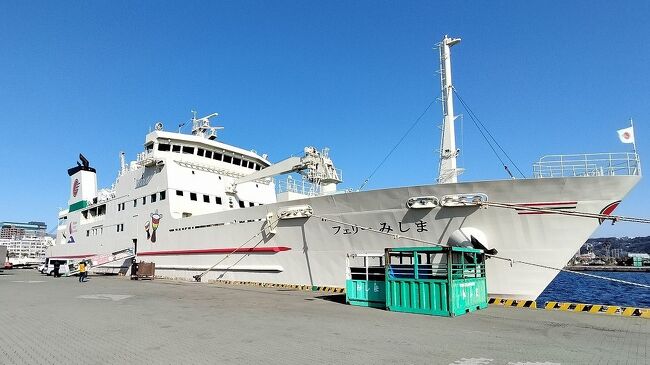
{"left": 437, "top": 35, "right": 462, "bottom": 184}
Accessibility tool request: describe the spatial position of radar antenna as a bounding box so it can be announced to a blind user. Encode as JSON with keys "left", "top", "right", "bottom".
{"left": 191, "top": 111, "right": 224, "bottom": 140}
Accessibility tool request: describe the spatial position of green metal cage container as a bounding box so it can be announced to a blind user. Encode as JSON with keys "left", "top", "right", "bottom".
{"left": 345, "top": 253, "right": 386, "bottom": 308}
{"left": 385, "top": 246, "right": 487, "bottom": 317}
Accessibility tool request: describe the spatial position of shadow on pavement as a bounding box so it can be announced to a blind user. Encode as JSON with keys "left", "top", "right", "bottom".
{"left": 314, "top": 294, "right": 346, "bottom": 304}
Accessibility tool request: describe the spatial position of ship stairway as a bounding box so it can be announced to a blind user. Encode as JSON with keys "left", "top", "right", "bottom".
{"left": 69, "top": 248, "right": 136, "bottom": 275}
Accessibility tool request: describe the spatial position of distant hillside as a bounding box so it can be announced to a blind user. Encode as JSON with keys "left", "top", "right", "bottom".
{"left": 584, "top": 236, "right": 650, "bottom": 256}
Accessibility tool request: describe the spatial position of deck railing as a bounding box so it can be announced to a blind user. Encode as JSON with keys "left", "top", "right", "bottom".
{"left": 533, "top": 152, "right": 641, "bottom": 178}
{"left": 276, "top": 177, "right": 319, "bottom": 196}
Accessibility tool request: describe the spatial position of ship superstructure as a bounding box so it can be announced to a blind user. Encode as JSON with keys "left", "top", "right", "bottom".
{"left": 52, "top": 36, "right": 641, "bottom": 300}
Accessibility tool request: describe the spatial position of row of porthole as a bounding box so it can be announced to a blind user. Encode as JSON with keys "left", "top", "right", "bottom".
{"left": 173, "top": 189, "right": 263, "bottom": 209}
{"left": 157, "top": 142, "right": 267, "bottom": 171}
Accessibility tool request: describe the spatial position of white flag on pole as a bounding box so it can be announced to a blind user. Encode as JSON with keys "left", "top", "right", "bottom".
{"left": 617, "top": 126, "right": 635, "bottom": 144}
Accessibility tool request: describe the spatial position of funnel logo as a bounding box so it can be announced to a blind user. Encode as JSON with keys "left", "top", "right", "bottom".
{"left": 145, "top": 210, "right": 163, "bottom": 243}
{"left": 72, "top": 179, "right": 80, "bottom": 197}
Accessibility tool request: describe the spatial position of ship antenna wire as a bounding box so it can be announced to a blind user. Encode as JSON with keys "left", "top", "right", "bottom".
{"left": 453, "top": 87, "right": 526, "bottom": 179}
{"left": 357, "top": 99, "right": 436, "bottom": 191}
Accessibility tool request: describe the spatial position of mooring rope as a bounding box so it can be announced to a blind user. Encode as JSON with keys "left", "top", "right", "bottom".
{"left": 480, "top": 201, "right": 650, "bottom": 224}
{"left": 311, "top": 213, "right": 650, "bottom": 290}
{"left": 192, "top": 217, "right": 279, "bottom": 281}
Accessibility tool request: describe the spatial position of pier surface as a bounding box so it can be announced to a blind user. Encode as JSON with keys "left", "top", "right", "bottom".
{"left": 1, "top": 270, "right": 647, "bottom": 365}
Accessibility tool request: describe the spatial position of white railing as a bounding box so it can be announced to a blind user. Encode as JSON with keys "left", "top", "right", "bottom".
{"left": 276, "top": 177, "right": 320, "bottom": 197}
{"left": 533, "top": 152, "right": 641, "bottom": 178}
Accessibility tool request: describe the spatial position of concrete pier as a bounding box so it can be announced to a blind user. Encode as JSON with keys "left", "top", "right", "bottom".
{"left": 1, "top": 269, "right": 647, "bottom": 364}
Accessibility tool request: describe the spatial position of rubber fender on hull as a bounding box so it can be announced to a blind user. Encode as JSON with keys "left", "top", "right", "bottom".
{"left": 448, "top": 227, "right": 498, "bottom": 255}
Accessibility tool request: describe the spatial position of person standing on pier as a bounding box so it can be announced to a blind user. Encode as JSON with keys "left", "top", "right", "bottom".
{"left": 78, "top": 261, "right": 87, "bottom": 282}
{"left": 53, "top": 262, "right": 60, "bottom": 277}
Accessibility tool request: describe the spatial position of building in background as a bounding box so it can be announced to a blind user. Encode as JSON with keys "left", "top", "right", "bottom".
{"left": 0, "top": 221, "right": 50, "bottom": 259}
{"left": 1, "top": 221, "right": 46, "bottom": 239}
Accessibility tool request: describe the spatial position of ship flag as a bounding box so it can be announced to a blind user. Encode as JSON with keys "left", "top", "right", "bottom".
{"left": 617, "top": 126, "right": 635, "bottom": 144}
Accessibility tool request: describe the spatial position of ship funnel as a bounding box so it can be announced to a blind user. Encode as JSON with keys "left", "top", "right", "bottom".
{"left": 67, "top": 154, "right": 98, "bottom": 212}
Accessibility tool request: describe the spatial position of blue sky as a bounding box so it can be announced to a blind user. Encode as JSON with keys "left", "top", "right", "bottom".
{"left": 0, "top": 1, "right": 648, "bottom": 237}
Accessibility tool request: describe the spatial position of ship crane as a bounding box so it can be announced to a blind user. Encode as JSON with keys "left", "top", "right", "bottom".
{"left": 231, "top": 146, "right": 342, "bottom": 194}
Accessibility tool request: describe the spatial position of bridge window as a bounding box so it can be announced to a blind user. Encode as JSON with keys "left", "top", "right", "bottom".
{"left": 205, "top": 150, "right": 212, "bottom": 159}
{"left": 182, "top": 146, "right": 194, "bottom": 154}
{"left": 172, "top": 145, "right": 181, "bottom": 153}
{"left": 133, "top": 199, "right": 137, "bottom": 208}
{"left": 203, "top": 195, "right": 210, "bottom": 203}
{"left": 223, "top": 155, "right": 232, "bottom": 163}
{"left": 215, "top": 196, "right": 222, "bottom": 205}
{"left": 142, "top": 197, "right": 146, "bottom": 205}
{"left": 249, "top": 202, "right": 255, "bottom": 207}
{"left": 158, "top": 143, "right": 171, "bottom": 151}
{"left": 151, "top": 193, "right": 157, "bottom": 203}
{"left": 176, "top": 190, "right": 183, "bottom": 196}
{"left": 239, "top": 201, "right": 245, "bottom": 208}
{"left": 190, "top": 193, "right": 197, "bottom": 201}
{"left": 197, "top": 148, "right": 205, "bottom": 157}
{"left": 233, "top": 157, "right": 241, "bottom": 166}
{"left": 160, "top": 191, "right": 166, "bottom": 200}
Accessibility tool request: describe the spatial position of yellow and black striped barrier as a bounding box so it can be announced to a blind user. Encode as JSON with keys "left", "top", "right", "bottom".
{"left": 543, "top": 301, "right": 650, "bottom": 318}
{"left": 488, "top": 297, "right": 649, "bottom": 318}
{"left": 488, "top": 297, "right": 537, "bottom": 309}
{"left": 212, "top": 279, "right": 344, "bottom": 293}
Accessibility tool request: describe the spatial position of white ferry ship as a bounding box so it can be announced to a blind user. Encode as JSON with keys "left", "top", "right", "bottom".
{"left": 50, "top": 36, "right": 641, "bottom": 300}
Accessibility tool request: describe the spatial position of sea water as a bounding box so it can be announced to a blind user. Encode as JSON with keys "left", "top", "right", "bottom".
{"left": 537, "top": 271, "right": 650, "bottom": 308}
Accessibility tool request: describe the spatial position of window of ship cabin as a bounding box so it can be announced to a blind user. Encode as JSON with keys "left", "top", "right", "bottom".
{"left": 160, "top": 191, "right": 166, "bottom": 200}
{"left": 190, "top": 193, "right": 197, "bottom": 201}
{"left": 255, "top": 164, "right": 261, "bottom": 171}
{"left": 203, "top": 195, "right": 210, "bottom": 203}
{"left": 145, "top": 142, "right": 153, "bottom": 152}
{"left": 172, "top": 145, "right": 181, "bottom": 153}
{"left": 158, "top": 143, "right": 171, "bottom": 151}
{"left": 232, "top": 157, "right": 241, "bottom": 166}
{"left": 98, "top": 204, "right": 106, "bottom": 216}
{"left": 249, "top": 202, "right": 255, "bottom": 207}
{"left": 142, "top": 197, "right": 146, "bottom": 205}
{"left": 151, "top": 193, "right": 157, "bottom": 203}
{"left": 197, "top": 148, "right": 205, "bottom": 157}
{"left": 215, "top": 196, "right": 222, "bottom": 205}
{"left": 182, "top": 146, "right": 194, "bottom": 154}
{"left": 133, "top": 199, "right": 137, "bottom": 207}
{"left": 247, "top": 161, "right": 254, "bottom": 169}
{"left": 239, "top": 200, "right": 245, "bottom": 208}
{"left": 213, "top": 152, "right": 222, "bottom": 161}
{"left": 223, "top": 155, "right": 232, "bottom": 163}
{"left": 205, "top": 150, "right": 212, "bottom": 159}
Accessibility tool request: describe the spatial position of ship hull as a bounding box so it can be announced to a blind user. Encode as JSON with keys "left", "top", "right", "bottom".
{"left": 52, "top": 174, "right": 639, "bottom": 300}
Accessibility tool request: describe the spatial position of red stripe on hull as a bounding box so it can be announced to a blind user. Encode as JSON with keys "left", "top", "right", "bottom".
{"left": 50, "top": 254, "right": 96, "bottom": 259}
{"left": 138, "top": 246, "right": 291, "bottom": 256}
{"left": 599, "top": 201, "right": 621, "bottom": 224}
{"left": 517, "top": 207, "right": 577, "bottom": 214}
{"left": 515, "top": 201, "right": 578, "bottom": 207}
